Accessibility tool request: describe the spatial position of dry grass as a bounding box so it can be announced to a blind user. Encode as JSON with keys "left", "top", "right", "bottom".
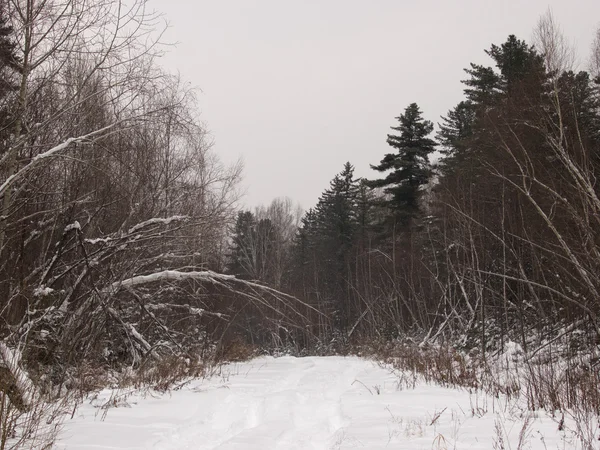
{"left": 365, "top": 338, "right": 600, "bottom": 448}
{"left": 0, "top": 390, "right": 69, "bottom": 450}
{"left": 0, "top": 333, "right": 260, "bottom": 448}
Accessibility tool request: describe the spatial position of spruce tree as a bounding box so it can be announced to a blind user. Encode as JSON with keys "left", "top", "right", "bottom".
{"left": 227, "top": 211, "right": 256, "bottom": 279}
{"left": 0, "top": 8, "right": 19, "bottom": 82}
{"left": 440, "top": 35, "right": 549, "bottom": 182}
{"left": 367, "top": 103, "right": 436, "bottom": 225}
{"left": 289, "top": 163, "right": 362, "bottom": 330}
{"left": 463, "top": 64, "right": 501, "bottom": 107}
{"left": 315, "top": 162, "right": 358, "bottom": 254}
{"left": 355, "top": 179, "right": 377, "bottom": 249}
{"left": 556, "top": 71, "right": 600, "bottom": 146}
{"left": 488, "top": 35, "right": 545, "bottom": 94}
{"left": 437, "top": 100, "right": 476, "bottom": 173}
{"left": 462, "top": 35, "right": 547, "bottom": 110}
{"left": 0, "top": 8, "right": 19, "bottom": 146}
{"left": 227, "top": 211, "right": 278, "bottom": 283}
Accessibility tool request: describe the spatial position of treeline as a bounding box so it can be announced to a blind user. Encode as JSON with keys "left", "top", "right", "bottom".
{"left": 228, "top": 20, "right": 600, "bottom": 353}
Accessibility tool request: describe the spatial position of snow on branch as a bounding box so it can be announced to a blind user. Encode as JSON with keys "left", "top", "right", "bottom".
{"left": 127, "top": 215, "right": 190, "bottom": 234}
{"left": 0, "top": 124, "right": 119, "bottom": 197}
{"left": 146, "top": 303, "right": 227, "bottom": 319}
{"left": 0, "top": 341, "right": 37, "bottom": 409}
{"left": 105, "top": 270, "right": 233, "bottom": 293}
{"left": 81, "top": 217, "right": 191, "bottom": 248}
{"left": 64, "top": 221, "right": 81, "bottom": 233}
{"left": 105, "top": 270, "right": 323, "bottom": 318}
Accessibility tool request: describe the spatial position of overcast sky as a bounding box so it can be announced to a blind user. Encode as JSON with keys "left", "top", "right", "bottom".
{"left": 155, "top": 1, "right": 600, "bottom": 210}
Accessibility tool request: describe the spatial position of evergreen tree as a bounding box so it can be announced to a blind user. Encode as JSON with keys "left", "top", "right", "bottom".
{"left": 463, "top": 64, "right": 501, "bottom": 107}
{"left": 0, "top": 7, "right": 19, "bottom": 83}
{"left": 315, "top": 162, "right": 358, "bottom": 254}
{"left": 254, "top": 217, "right": 276, "bottom": 283}
{"left": 227, "top": 211, "right": 256, "bottom": 279}
{"left": 463, "top": 35, "right": 547, "bottom": 110}
{"left": 488, "top": 35, "right": 545, "bottom": 94}
{"left": 437, "top": 100, "right": 476, "bottom": 172}
{"left": 440, "top": 35, "right": 549, "bottom": 183}
{"left": 227, "top": 211, "right": 278, "bottom": 283}
{"left": 0, "top": 8, "right": 19, "bottom": 148}
{"left": 355, "top": 178, "right": 377, "bottom": 249}
{"left": 556, "top": 71, "right": 600, "bottom": 146}
{"left": 289, "top": 163, "right": 363, "bottom": 330}
{"left": 367, "top": 103, "right": 436, "bottom": 225}
{"left": 288, "top": 207, "right": 318, "bottom": 293}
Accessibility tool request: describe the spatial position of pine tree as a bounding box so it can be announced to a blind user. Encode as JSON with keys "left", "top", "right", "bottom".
{"left": 254, "top": 217, "right": 276, "bottom": 283}
{"left": 355, "top": 178, "right": 377, "bottom": 249}
{"left": 227, "top": 211, "right": 278, "bottom": 283}
{"left": 556, "top": 71, "right": 600, "bottom": 146}
{"left": 0, "top": 7, "right": 19, "bottom": 78}
{"left": 315, "top": 162, "right": 358, "bottom": 254}
{"left": 0, "top": 8, "right": 19, "bottom": 147}
{"left": 367, "top": 103, "right": 436, "bottom": 225}
{"left": 488, "top": 35, "right": 545, "bottom": 94}
{"left": 440, "top": 35, "right": 549, "bottom": 182}
{"left": 437, "top": 101, "right": 476, "bottom": 172}
{"left": 462, "top": 35, "right": 547, "bottom": 109}
{"left": 289, "top": 163, "right": 362, "bottom": 330}
{"left": 227, "top": 211, "right": 256, "bottom": 280}
{"left": 463, "top": 64, "right": 501, "bottom": 107}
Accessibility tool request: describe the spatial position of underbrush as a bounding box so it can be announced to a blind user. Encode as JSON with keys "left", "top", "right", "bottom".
{"left": 0, "top": 334, "right": 261, "bottom": 449}
{"left": 0, "top": 388, "right": 71, "bottom": 450}
{"left": 4, "top": 320, "right": 600, "bottom": 448}
{"left": 364, "top": 336, "right": 600, "bottom": 449}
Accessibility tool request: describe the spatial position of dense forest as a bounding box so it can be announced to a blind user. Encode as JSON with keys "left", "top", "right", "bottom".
{"left": 1, "top": 1, "right": 600, "bottom": 448}
{"left": 229, "top": 29, "right": 600, "bottom": 353}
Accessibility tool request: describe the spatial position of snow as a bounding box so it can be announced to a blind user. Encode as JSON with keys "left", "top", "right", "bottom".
{"left": 146, "top": 303, "right": 220, "bottom": 318}
{"left": 33, "top": 286, "right": 55, "bottom": 297}
{"left": 0, "top": 342, "right": 37, "bottom": 408}
{"left": 0, "top": 124, "right": 119, "bottom": 197}
{"left": 127, "top": 216, "right": 189, "bottom": 234}
{"left": 64, "top": 221, "right": 81, "bottom": 233}
{"left": 104, "top": 270, "right": 237, "bottom": 296}
{"left": 56, "top": 356, "right": 576, "bottom": 449}
{"left": 84, "top": 237, "right": 110, "bottom": 245}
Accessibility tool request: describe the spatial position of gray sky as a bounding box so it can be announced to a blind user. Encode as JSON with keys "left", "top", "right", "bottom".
{"left": 156, "top": 0, "right": 600, "bottom": 210}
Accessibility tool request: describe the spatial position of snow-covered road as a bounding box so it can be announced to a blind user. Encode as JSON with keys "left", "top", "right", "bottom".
{"left": 58, "top": 356, "right": 569, "bottom": 449}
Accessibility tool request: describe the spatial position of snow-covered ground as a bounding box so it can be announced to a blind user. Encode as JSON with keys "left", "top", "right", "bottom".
{"left": 58, "top": 356, "right": 575, "bottom": 449}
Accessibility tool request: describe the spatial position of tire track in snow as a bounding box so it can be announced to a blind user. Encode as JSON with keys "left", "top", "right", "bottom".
{"left": 154, "top": 357, "right": 360, "bottom": 450}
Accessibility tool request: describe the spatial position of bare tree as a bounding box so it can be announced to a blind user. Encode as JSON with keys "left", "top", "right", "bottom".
{"left": 591, "top": 25, "right": 600, "bottom": 81}
{"left": 255, "top": 197, "right": 301, "bottom": 288}
{"left": 533, "top": 10, "right": 575, "bottom": 80}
